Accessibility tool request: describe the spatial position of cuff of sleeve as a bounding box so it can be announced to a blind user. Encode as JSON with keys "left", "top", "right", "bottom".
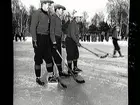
{"left": 53, "top": 42, "right": 56, "bottom": 44}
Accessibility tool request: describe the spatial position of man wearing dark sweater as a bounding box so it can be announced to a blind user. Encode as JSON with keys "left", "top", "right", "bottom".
{"left": 65, "top": 16, "right": 82, "bottom": 74}
{"left": 30, "top": 0, "right": 56, "bottom": 86}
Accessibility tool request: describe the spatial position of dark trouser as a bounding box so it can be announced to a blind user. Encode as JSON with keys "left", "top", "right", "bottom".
{"left": 101, "top": 35, "right": 104, "bottom": 42}
{"left": 65, "top": 37, "right": 79, "bottom": 70}
{"left": 112, "top": 38, "right": 123, "bottom": 56}
{"left": 112, "top": 38, "right": 122, "bottom": 56}
{"left": 121, "top": 35, "right": 124, "bottom": 40}
{"left": 15, "top": 34, "right": 21, "bottom": 41}
{"left": 51, "top": 36, "right": 62, "bottom": 66}
{"left": 87, "top": 35, "right": 89, "bottom": 42}
{"left": 89, "top": 35, "right": 91, "bottom": 42}
{"left": 98, "top": 34, "right": 101, "bottom": 42}
{"left": 91, "top": 36, "right": 94, "bottom": 42}
{"left": 81, "top": 35, "right": 84, "bottom": 41}
{"left": 33, "top": 34, "right": 53, "bottom": 73}
{"left": 95, "top": 34, "right": 97, "bottom": 42}
{"left": 21, "top": 33, "right": 25, "bottom": 41}
{"left": 105, "top": 33, "right": 109, "bottom": 42}
{"left": 84, "top": 35, "right": 86, "bottom": 41}
{"left": 112, "top": 38, "right": 120, "bottom": 51}
{"left": 65, "top": 37, "right": 79, "bottom": 61}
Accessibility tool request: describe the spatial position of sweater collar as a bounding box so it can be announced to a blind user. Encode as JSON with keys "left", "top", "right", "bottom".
{"left": 41, "top": 8, "right": 49, "bottom": 15}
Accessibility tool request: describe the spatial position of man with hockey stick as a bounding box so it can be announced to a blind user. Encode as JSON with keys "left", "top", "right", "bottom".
{"left": 49, "top": 4, "right": 70, "bottom": 78}
{"left": 112, "top": 25, "right": 124, "bottom": 58}
{"left": 81, "top": 45, "right": 109, "bottom": 58}
{"left": 30, "top": 0, "right": 57, "bottom": 86}
{"left": 61, "top": 15, "right": 71, "bottom": 48}
{"left": 56, "top": 49, "right": 85, "bottom": 83}
{"left": 65, "top": 15, "right": 83, "bottom": 75}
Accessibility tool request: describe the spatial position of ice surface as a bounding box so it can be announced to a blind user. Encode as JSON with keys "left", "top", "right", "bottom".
{"left": 14, "top": 40, "right": 128, "bottom": 105}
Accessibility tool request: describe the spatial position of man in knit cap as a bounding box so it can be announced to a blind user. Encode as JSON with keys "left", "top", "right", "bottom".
{"left": 65, "top": 14, "right": 83, "bottom": 75}
{"left": 30, "top": 0, "right": 57, "bottom": 86}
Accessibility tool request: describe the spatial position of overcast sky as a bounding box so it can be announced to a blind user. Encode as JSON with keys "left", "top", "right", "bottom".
{"left": 20, "top": 0, "right": 108, "bottom": 22}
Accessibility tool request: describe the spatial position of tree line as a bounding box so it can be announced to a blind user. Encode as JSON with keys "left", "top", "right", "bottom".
{"left": 12, "top": 0, "right": 129, "bottom": 41}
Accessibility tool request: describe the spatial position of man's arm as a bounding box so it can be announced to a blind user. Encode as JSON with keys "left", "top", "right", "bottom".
{"left": 70, "top": 22, "right": 79, "bottom": 44}
{"left": 30, "top": 11, "right": 39, "bottom": 41}
{"left": 76, "top": 24, "right": 80, "bottom": 41}
{"left": 61, "top": 31, "right": 65, "bottom": 41}
{"left": 50, "top": 15, "right": 56, "bottom": 44}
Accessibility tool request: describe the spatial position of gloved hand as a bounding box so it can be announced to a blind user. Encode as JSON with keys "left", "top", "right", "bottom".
{"left": 53, "top": 43, "right": 57, "bottom": 50}
{"left": 32, "top": 40, "right": 37, "bottom": 48}
{"left": 117, "top": 38, "right": 121, "bottom": 41}
{"left": 62, "top": 41, "right": 66, "bottom": 48}
{"left": 77, "top": 42, "right": 81, "bottom": 47}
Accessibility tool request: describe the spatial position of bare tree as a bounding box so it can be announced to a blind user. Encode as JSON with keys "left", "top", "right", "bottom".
{"left": 98, "top": 11, "right": 105, "bottom": 22}
{"left": 12, "top": 0, "right": 29, "bottom": 36}
{"left": 106, "top": 0, "right": 129, "bottom": 36}
{"left": 82, "top": 11, "right": 89, "bottom": 22}
{"left": 19, "top": 4, "right": 28, "bottom": 33}
{"left": 91, "top": 13, "right": 101, "bottom": 26}
{"left": 12, "top": 0, "right": 21, "bottom": 36}
{"left": 82, "top": 11, "right": 89, "bottom": 33}
{"left": 72, "top": 9, "right": 77, "bottom": 17}
{"left": 28, "top": 5, "right": 37, "bottom": 32}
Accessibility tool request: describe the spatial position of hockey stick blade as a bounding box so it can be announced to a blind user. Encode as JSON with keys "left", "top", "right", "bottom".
{"left": 100, "top": 53, "right": 109, "bottom": 58}
{"left": 75, "top": 76, "right": 85, "bottom": 83}
{"left": 81, "top": 46, "right": 99, "bottom": 57}
{"left": 94, "top": 48, "right": 118, "bottom": 58}
{"left": 81, "top": 45, "right": 107, "bottom": 58}
{"left": 68, "top": 68, "right": 85, "bottom": 83}
{"left": 56, "top": 50, "right": 85, "bottom": 84}
{"left": 57, "top": 77, "right": 67, "bottom": 88}
{"left": 52, "top": 57, "right": 67, "bottom": 88}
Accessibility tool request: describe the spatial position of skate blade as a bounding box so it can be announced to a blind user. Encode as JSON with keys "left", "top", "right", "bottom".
{"left": 58, "top": 82, "right": 67, "bottom": 88}
{"left": 60, "top": 75, "right": 71, "bottom": 78}
{"left": 76, "top": 79, "right": 85, "bottom": 83}
{"left": 57, "top": 78, "right": 67, "bottom": 88}
{"left": 46, "top": 82, "right": 67, "bottom": 88}
{"left": 75, "top": 75, "right": 85, "bottom": 84}
{"left": 47, "top": 82, "right": 58, "bottom": 86}
{"left": 112, "top": 56, "right": 118, "bottom": 58}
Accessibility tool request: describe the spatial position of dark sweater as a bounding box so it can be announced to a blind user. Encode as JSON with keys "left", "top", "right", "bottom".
{"left": 30, "top": 8, "right": 50, "bottom": 40}
{"left": 67, "top": 19, "right": 79, "bottom": 44}
{"left": 50, "top": 14, "right": 64, "bottom": 43}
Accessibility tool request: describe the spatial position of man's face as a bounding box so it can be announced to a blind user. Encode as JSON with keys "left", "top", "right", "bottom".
{"left": 76, "top": 17, "right": 80, "bottom": 22}
{"left": 49, "top": 3, "right": 54, "bottom": 13}
{"left": 57, "top": 8, "right": 63, "bottom": 15}
{"left": 42, "top": 2, "right": 52, "bottom": 12}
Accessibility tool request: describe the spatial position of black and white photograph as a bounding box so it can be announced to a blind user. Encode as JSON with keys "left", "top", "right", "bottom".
{"left": 13, "top": 0, "right": 129, "bottom": 105}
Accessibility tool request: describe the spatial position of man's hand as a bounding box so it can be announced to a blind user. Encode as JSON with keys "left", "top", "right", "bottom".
{"left": 62, "top": 41, "right": 66, "bottom": 48}
{"left": 53, "top": 43, "right": 57, "bottom": 50}
{"left": 77, "top": 42, "right": 81, "bottom": 47}
{"left": 33, "top": 40, "right": 37, "bottom": 48}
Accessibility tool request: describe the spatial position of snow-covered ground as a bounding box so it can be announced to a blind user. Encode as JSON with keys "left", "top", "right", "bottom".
{"left": 14, "top": 41, "right": 128, "bottom": 105}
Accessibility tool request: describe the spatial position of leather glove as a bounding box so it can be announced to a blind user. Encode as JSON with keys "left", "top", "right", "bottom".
{"left": 77, "top": 42, "right": 81, "bottom": 47}
{"left": 62, "top": 41, "right": 66, "bottom": 48}
{"left": 32, "top": 40, "right": 37, "bottom": 48}
{"left": 53, "top": 43, "right": 57, "bottom": 50}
